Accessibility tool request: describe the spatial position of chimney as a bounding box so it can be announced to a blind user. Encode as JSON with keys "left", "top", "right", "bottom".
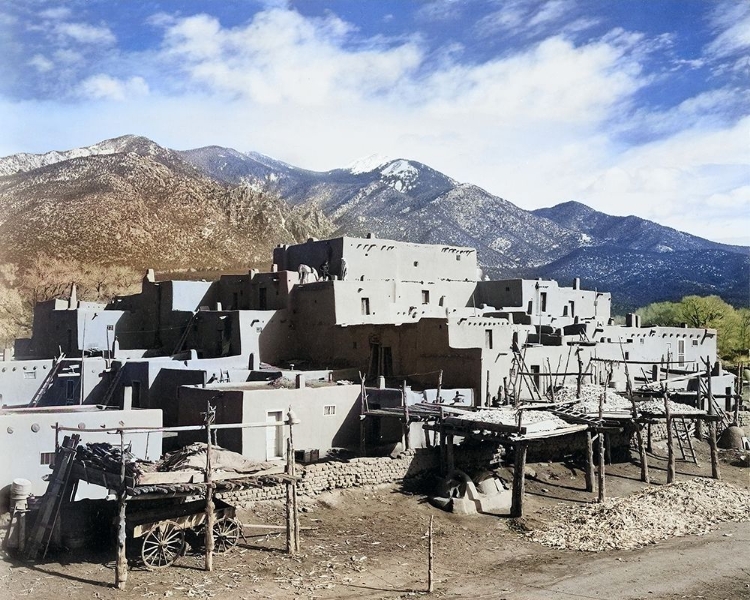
{"left": 68, "top": 283, "right": 77, "bottom": 309}
{"left": 573, "top": 277, "right": 580, "bottom": 290}
{"left": 122, "top": 385, "right": 133, "bottom": 411}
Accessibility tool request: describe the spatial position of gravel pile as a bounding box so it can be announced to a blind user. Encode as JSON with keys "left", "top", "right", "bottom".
{"left": 637, "top": 399, "right": 704, "bottom": 415}
{"left": 554, "top": 384, "right": 632, "bottom": 413}
{"left": 455, "top": 409, "right": 569, "bottom": 431}
{"left": 529, "top": 479, "right": 750, "bottom": 552}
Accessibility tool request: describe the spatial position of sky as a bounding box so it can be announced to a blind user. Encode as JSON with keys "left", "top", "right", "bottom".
{"left": 1, "top": 0, "right": 749, "bottom": 245}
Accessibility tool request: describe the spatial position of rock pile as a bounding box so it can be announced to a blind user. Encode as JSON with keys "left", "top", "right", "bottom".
{"left": 637, "top": 399, "right": 703, "bottom": 415}
{"left": 529, "top": 479, "right": 750, "bottom": 552}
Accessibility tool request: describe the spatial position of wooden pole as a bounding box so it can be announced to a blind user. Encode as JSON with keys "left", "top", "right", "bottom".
{"left": 597, "top": 431, "right": 606, "bottom": 502}
{"left": 289, "top": 414, "right": 300, "bottom": 553}
{"left": 286, "top": 438, "right": 294, "bottom": 554}
{"left": 439, "top": 406, "right": 446, "bottom": 475}
{"left": 204, "top": 404, "right": 215, "bottom": 572}
{"left": 445, "top": 434, "right": 454, "bottom": 472}
{"left": 664, "top": 394, "right": 675, "bottom": 484}
{"left": 585, "top": 430, "right": 594, "bottom": 492}
{"left": 359, "top": 376, "right": 367, "bottom": 457}
{"left": 576, "top": 349, "right": 583, "bottom": 399}
{"left": 402, "top": 380, "right": 410, "bottom": 451}
{"left": 709, "top": 419, "right": 721, "bottom": 480}
{"left": 115, "top": 430, "right": 128, "bottom": 590}
{"left": 436, "top": 370, "right": 443, "bottom": 404}
{"left": 511, "top": 442, "right": 527, "bottom": 518}
{"left": 647, "top": 423, "right": 653, "bottom": 452}
{"left": 427, "top": 515, "right": 434, "bottom": 593}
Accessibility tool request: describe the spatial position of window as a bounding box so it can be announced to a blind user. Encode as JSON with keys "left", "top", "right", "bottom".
{"left": 361, "top": 297, "right": 370, "bottom": 315}
{"left": 259, "top": 287, "right": 267, "bottom": 310}
{"left": 540, "top": 292, "right": 547, "bottom": 313}
{"left": 530, "top": 365, "right": 541, "bottom": 392}
{"left": 456, "top": 255, "right": 461, "bottom": 261}
{"left": 624, "top": 352, "right": 630, "bottom": 360}
{"left": 692, "top": 339, "right": 699, "bottom": 346}
{"left": 40, "top": 452, "right": 55, "bottom": 466}
{"left": 485, "top": 329, "right": 493, "bottom": 349}
{"left": 24, "top": 371, "right": 36, "bottom": 379}
{"left": 640, "top": 338, "right": 645, "bottom": 344}
{"left": 324, "top": 405, "right": 336, "bottom": 416}
{"left": 568, "top": 301, "right": 575, "bottom": 318}
{"left": 65, "top": 380, "right": 76, "bottom": 401}
{"left": 421, "top": 290, "right": 430, "bottom": 304}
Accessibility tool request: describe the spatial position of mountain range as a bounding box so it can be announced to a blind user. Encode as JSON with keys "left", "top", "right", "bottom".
{"left": 0, "top": 135, "right": 747, "bottom": 311}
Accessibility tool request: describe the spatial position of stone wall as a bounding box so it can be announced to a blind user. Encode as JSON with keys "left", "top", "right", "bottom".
{"left": 218, "top": 443, "right": 507, "bottom": 508}
{"left": 218, "top": 449, "right": 439, "bottom": 508}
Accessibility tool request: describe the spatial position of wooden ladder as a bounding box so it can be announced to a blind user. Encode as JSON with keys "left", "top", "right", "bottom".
{"left": 24, "top": 435, "right": 80, "bottom": 560}
{"left": 28, "top": 353, "right": 66, "bottom": 407}
{"left": 100, "top": 365, "right": 126, "bottom": 407}
{"left": 673, "top": 417, "right": 698, "bottom": 464}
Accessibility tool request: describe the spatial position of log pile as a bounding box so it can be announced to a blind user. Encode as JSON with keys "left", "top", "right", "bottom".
{"left": 75, "top": 442, "right": 147, "bottom": 480}
{"left": 529, "top": 479, "right": 750, "bottom": 551}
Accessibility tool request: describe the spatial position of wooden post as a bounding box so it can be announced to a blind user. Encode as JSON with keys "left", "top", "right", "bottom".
{"left": 585, "top": 430, "right": 594, "bottom": 492}
{"left": 436, "top": 370, "right": 443, "bottom": 404}
{"left": 115, "top": 430, "right": 128, "bottom": 590}
{"left": 204, "top": 405, "right": 215, "bottom": 572}
{"left": 289, "top": 413, "right": 300, "bottom": 553}
{"left": 359, "top": 377, "right": 367, "bottom": 457}
{"left": 664, "top": 395, "right": 675, "bottom": 484}
{"left": 734, "top": 363, "right": 741, "bottom": 425}
{"left": 511, "top": 442, "right": 527, "bottom": 518}
{"left": 647, "top": 423, "right": 653, "bottom": 452}
{"left": 597, "top": 430, "right": 606, "bottom": 502}
{"left": 709, "top": 419, "right": 721, "bottom": 480}
{"left": 445, "top": 434, "right": 454, "bottom": 472}
{"left": 286, "top": 438, "right": 294, "bottom": 555}
{"left": 576, "top": 349, "right": 583, "bottom": 399}
{"left": 402, "top": 380, "right": 410, "bottom": 451}
{"left": 438, "top": 407, "right": 446, "bottom": 475}
{"left": 427, "top": 515, "right": 434, "bottom": 593}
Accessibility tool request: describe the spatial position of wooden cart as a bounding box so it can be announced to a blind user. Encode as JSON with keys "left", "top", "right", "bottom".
{"left": 128, "top": 497, "right": 243, "bottom": 569}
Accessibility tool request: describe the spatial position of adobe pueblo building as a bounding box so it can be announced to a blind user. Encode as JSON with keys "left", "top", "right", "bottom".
{"left": 0, "top": 235, "right": 738, "bottom": 507}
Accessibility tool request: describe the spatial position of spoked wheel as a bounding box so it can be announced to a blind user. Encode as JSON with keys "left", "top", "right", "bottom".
{"left": 140, "top": 520, "right": 186, "bottom": 569}
{"left": 212, "top": 517, "right": 241, "bottom": 554}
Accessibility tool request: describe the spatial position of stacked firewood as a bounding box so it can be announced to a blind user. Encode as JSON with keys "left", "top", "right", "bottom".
{"left": 75, "top": 442, "right": 147, "bottom": 479}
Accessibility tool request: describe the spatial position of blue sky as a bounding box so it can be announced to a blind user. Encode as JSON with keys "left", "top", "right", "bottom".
{"left": 1, "top": 0, "right": 748, "bottom": 244}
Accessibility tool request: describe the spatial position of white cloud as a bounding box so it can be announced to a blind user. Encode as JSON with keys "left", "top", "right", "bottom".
{"left": 54, "top": 22, "right": 116, "bottom": 45}
{"left": 39, "top": 7, "right": 72, "bottom": 20}
{"left": 29, "top": 54, "right": 53, "bottom": 72}
{"left": 705, "top": 2, "right": 750, "bottom": 59}
{"left": 78, "top": 75, "right": 149, "bottom": 101}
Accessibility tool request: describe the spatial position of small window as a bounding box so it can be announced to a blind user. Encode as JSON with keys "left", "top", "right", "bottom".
{"left": 413, "top": 261, "right": 419, "bottom": 267}
{"left": 456, "top": 255, "right": 461, "bottom": 261}
{"left": 40, "top": 452, "right": 55, "bottom": 466}
{"left": 422, "top": 290, "right": 430, "bottom": 304}
{"left": 361, "top": 298, "right": 370, "bottom": 315}
{"left": 624, "top": 352, "right": 630, "bottom": 360}
{"left": 485, "top": 329, "right": 493, "bottom": 349}
{"left": 540, "top": 292, "right": 547, "bottom": 313}
{"left": 65, "top": 380, "right": 76, "bottom": 401}
{"left": 692, "top": 339, "right": 699, "bottom": 346}
{"left": 640, "top": 338, "right": 645, "bottom": 344}
{"left": 24, "top": 371, "right": 37, "bottom": 379}
{"left": 324, "top": 405, "right": 336, "bottom": 416}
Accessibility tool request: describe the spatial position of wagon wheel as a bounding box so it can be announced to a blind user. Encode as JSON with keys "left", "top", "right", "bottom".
{"left": 212, "top": 517, "right": 241, "bottom": 553}
{"left": 141, "top": 520, "right": 185, "bottom": 569}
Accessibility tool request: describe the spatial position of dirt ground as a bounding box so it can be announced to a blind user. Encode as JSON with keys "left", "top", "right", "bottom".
{"left": 2, "top": 439, "right": 749, "bottom": 600}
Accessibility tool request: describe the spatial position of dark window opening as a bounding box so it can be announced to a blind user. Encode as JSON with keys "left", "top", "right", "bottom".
{"left": 361, "top": 298, "right": 370, "bottom": 315}
{"left": 259, "top": 287, "right": 267, "bottom": 310}
{"left": 422, "top": 290, "right": 430, "bottom": 304}
{"left": 540, "top": 292, "right": 547, "bottom": 312}
{"left": 485, "top": 329, "right": 493, "bottom": 349}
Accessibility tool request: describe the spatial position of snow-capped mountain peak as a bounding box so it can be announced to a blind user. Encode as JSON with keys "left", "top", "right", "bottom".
{"left": 346, "top": 154, "right": 392, "bottom": 174}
